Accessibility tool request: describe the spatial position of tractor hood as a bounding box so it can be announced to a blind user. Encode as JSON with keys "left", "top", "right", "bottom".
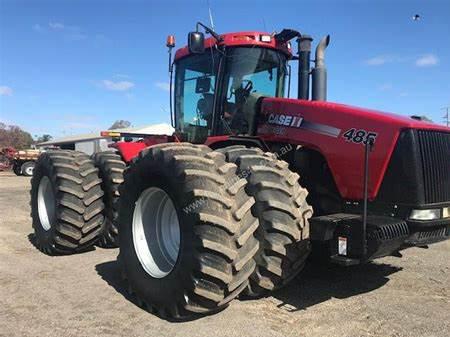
{"left": 256, "top": 98, "right": 450, "bottom": 200}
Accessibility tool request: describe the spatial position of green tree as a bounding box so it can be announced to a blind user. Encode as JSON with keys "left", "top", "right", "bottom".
{"left": 36, "top": 134, "right": 53, "bottom": 143}
{"left": 0, "top": 123, "right": 34, "bottom": 150}
{"left": 109, "top": 120, "right": 131, "bottom": 130}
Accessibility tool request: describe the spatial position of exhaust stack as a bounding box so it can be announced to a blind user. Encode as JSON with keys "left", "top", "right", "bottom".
{"left": 297, "top": 35, "right": 313, "bottom": 100}
{"left": 312, "top": 35, "right": 330, "bottom": 101}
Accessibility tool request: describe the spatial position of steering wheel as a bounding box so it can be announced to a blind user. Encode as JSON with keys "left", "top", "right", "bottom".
{"left": 229, "top": 80, "right": 254, "bottom": 100}
{"left": 227, "top": 81, "right": 253, "bottom": 134}
{"left": 243, "top": 80, "right": 253, "bottom": 95}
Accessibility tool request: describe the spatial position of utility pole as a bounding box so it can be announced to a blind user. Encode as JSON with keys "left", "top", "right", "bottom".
{"left": 442, "top": 107, "right": 450, "bottom": 127}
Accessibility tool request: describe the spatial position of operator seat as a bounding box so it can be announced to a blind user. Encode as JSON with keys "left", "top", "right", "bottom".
{"left": 196, "top": 93, "right": 214, "bottom": 126}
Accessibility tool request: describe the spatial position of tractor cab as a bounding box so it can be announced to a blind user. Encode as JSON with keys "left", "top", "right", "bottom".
{"left": 170, "top": 26, "right": 292, "bottom": 143}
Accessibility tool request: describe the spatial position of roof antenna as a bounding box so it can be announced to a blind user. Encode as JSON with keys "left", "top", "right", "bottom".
{"left": 262, "top": 18, "right": 267, "bottom": 32}
{"left": 207, "top": 0, "right": 215, "bottom": 30}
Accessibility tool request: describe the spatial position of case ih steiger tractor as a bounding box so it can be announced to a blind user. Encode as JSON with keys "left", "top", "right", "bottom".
{"left": 30, "top": 23, "right": 450, "bottom": 319}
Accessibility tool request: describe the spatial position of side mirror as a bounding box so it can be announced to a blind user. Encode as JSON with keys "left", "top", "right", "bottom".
{"left": 188, "top": 32, "right": 205, "bottom": 54}
{"left": 195, "top": 77, "right": 211, "bottom": 93}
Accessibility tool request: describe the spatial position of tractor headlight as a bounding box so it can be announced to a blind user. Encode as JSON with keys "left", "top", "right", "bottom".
{"left": 409, "top": 209, "right": 441, "bottom": 221}
{"left": 443, "top": 207, "right": 450, "bottom": 219}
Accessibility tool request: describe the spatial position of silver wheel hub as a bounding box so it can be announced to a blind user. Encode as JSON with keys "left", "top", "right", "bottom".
{"left": 37, "top": 176, "right": 56, "bottom": 231}
{"left": 132, "top": 187, "right": 181, "bottom": 278}
{"left": 25, "top": 166, "right": 34, "bottom": 175}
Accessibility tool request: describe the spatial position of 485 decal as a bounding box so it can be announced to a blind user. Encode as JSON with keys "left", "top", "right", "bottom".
{"left": 342, "top": 128, "right": 377, "bottom": 145}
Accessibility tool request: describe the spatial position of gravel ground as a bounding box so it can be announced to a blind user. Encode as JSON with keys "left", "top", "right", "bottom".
{"left": 0, "top": 171, "right": 449, "bottom": 337}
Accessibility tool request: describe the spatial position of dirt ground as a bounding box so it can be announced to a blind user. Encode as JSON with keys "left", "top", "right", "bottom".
{"left": 0, "top": 171, "right": 449, "bottom": 337}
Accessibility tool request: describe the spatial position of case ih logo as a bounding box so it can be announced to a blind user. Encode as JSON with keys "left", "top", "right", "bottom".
{"left": 265, "top": 112, "right": 342, "bottom": 138}
{"left": 267, "top": 113, "right": 304, "bottom": 128}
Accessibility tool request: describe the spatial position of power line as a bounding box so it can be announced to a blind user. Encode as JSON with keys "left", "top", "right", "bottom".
{"left": 442, "top": 107, "right": 450, "bottom": 127}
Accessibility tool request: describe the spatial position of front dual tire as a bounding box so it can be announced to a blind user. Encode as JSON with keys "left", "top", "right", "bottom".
{"left": 218, "top": 146, "right": 313, "bottom": 297}
{"left": 118, "top": 143, "right": 259, "bottom": 319}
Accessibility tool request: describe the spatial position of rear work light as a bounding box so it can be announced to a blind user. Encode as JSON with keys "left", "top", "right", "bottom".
{"left": 260, "top": 35, "right": 271, "bottom": 42}
{"left": 101, "top": 131, "right": 121, "bottom": 137}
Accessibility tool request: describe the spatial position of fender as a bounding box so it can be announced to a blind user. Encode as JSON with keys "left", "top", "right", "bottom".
{"left": 112, "top": 141, "right": 147, "bottom": 163}
{"left": 111, "top": 135, "right": 173, "bottom": 163}
{"left": 257, "top": 98, "right": 450, "bottom": 201}
{"left": 205, "top": 135, "right": 269, "bottom": 151}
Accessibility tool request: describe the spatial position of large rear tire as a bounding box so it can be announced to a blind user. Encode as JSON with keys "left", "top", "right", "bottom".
{"left": 218, "top": 146, "right": 313, "bottom": 297}
{"left": 30, "top": 150, "right": 105, "bottom": 254}
{"left": 118, "top": 143, "right": 259, "bottom": 319}
{"left": 92, "top": 151, "right": 125, "bottom": 248}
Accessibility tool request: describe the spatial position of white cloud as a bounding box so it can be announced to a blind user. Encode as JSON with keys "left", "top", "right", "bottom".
{"left": 33, "top": 24, "right": 44, "bottom": 32}
{"left": 378, "top": 83, "right": 393, "bottom": 91}
{"left": 415, "top": 54, "right": 439, "bottom": 67}
{"left": 101, "top": 80, "right": 135, "bottom": 91}
{"left": 365, "top": 55, "right": 410, "bottom": 66}
{"left": 46, "top": 22, "right": 87, "bottom": 40}
{"left": 365, "top": 55, "right": 393, "bottom": 66}
{"left": 155, "top": 82, "right": 171, "bottom": 91}
{"left": 366, "top": 54, "right": 439, "bottom": 67}
{"left": 95, "top": 34, "right": 109, "bottom": 42}
{"left": 49, "top": 22, "right": 65, "bottom": 30}
{"left": 68, "top": 32, "right": 87, "bottom": 41}
{"left": 0, "top": 86, "right": 13, "bottom": 96}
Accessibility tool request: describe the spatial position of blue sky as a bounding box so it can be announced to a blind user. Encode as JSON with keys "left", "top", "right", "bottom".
{"left": 0, "top": 0, "right": 449, "bottom": 138}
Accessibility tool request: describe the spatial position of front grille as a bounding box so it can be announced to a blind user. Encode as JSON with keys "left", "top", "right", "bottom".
{"left": 417, "top": 227, "right": 447, "bottom": 240}
{"left": 369, "top": 221, "right": 409, "bottom": 241}
{"left": 417, "top": 130, "right": 450, "bottom": 204}
{"left": 405, "top": 225, "right": 450, "bottom": 245}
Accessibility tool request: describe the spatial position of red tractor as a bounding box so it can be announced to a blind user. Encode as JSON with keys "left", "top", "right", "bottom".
{"left": 30, "top": 23, "right": 450, "bottom": 319}
{"left": 0, "top": 147, "right": 16, "bottom": 171}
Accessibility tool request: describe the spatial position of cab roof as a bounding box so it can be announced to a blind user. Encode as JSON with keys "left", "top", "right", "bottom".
{"left": 174, "top": 31, "right": 293, "bottom": 61}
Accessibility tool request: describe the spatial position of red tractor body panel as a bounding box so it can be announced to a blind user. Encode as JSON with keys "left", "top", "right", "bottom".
{"left": 175, "top": 31, "right": 292, "bottom": 61}
{"left": 256, "top": 98, "right": 450, "bottom": 201}
{"left": 113, "top": 142, "right": 147, "bottom": 163}
{"left": 111, "top": 135, "right": 172, "bottom": 163}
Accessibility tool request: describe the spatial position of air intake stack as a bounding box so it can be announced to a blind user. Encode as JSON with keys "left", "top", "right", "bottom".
{"left": 297, "top": 35, "right": 313, "bottom": 100}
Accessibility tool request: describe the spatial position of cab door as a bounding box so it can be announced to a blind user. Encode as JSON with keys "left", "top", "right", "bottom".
{"left": 174, "top": 51, "right": 220, "bottom": 143}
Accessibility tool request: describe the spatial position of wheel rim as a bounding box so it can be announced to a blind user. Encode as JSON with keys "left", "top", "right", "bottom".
{"left": 37, "top": 176, "right": 56, "bottom": 231}
{"left": 132, "top": 187, "right": 181, "bottom": 278}
{"left": 25, "top": 166, "right": 34, "bottom": 176}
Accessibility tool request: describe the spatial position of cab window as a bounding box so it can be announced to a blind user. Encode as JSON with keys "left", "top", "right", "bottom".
{"left": 220, "top": 48, "right": 287, "bottom": 135}
{"left": 174, "top": 51, "right": 220, "bottom": 143}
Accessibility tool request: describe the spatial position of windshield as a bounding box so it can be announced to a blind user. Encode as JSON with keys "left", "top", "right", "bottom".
{"left": 225, "top": 47, "right": 287, "bottom": 97}
{"left": 221, "top": 47, "right": 287, "bottom": 134}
